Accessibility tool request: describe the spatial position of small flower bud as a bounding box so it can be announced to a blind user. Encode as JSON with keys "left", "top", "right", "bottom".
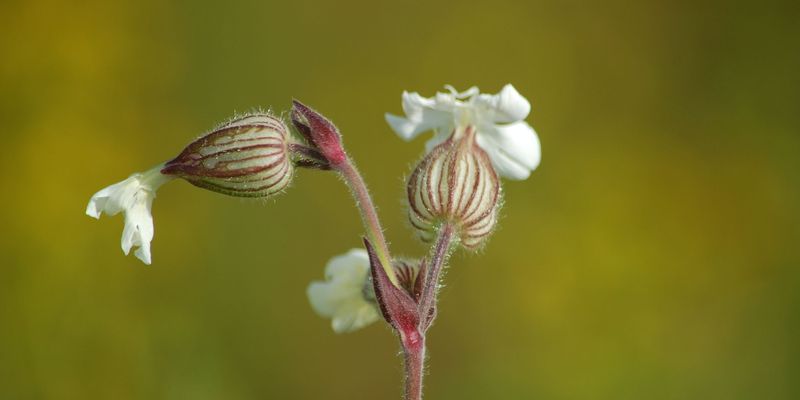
{"left": 291, "top": 100, "right": 346, "bottom": 166}
{"left": 161, "top": 113, "right": 293, "bottom": 198}
{"left": 363, "top": 239, "right": 421, "bottom": 340}
{"left": 407, "top": 127, "right": 501, "bottom": 249}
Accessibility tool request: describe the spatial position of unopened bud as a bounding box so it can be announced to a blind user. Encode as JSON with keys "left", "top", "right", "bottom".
{"left": 363, "top": 239, "right": 421, "bottom": 339}
{"left": 162, "top": 113, "right": 293, "bottom": 198}
{"left": 407, "top": 127, "right": 501, "bottom": 249}
{"left": 291, "top": 100, "right": 346, "bottom": 166}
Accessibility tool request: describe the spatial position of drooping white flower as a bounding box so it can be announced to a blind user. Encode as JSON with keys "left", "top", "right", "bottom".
{"left": 385, "top": 84, "right": 541, "bottom": 180}
{"left": 307, "top": 248, "right": 381, "bottom": 333}
{"left": 86, "top": 113, "right": 298, "bottom": 265}
{"left": 86, "top": 165, "right": 173, "bottom": 265}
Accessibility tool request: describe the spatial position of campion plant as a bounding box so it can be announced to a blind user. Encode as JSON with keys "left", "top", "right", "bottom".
{"left": 87, "top": 84, "right": 540, "bottom": 400}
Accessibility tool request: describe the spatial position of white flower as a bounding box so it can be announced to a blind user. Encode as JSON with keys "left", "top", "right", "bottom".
{"left": 86, "top": 165, "right": 173, "bottom": 265}
{"left": 307, "top": 248, "right": 381, "bottom": 333}
{"left": 385, "top": 84, "right": 541, "bottom": 180}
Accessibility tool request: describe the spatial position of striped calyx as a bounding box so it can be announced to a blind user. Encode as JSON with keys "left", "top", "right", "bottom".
{"left": 161, "top": 113, "right": 293, "bottom": 198}
{"left": 407, "top": 127, "right": 501, "bottom": 249}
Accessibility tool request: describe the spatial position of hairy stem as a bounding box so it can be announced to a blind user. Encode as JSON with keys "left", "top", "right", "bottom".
{"left": 402, "top": 333, "right": 425, "bottom": 400}
{"left": 335, "top": 158, "right": 398, "bottom": 285}
{"left": 418, "top": 223, "right": 456, "bottom": 326}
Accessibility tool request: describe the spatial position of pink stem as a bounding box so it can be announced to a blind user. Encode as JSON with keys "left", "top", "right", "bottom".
{"left": 402, "top": 332, "right": 426, "bottom": 400}
{"left": 335, "top": 158, "right": 397, "bottom": 284}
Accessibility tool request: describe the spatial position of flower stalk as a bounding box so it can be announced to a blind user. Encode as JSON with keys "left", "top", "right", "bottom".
{"left": 337, "top": 160, "right": 397, "bottom": 285}
{"left": 418, "top": 223, "right": 457, "bottom": 332}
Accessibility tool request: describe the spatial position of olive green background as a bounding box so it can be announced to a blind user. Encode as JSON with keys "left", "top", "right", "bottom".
{"left": 1, "top": 0, "right": 798, "bottom": 399}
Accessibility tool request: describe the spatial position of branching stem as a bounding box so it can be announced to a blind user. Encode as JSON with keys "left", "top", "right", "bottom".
{"left": 334, "top": 155, "right": 458, "bottom": 400}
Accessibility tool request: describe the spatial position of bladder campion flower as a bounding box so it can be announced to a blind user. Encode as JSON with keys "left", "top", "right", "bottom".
{"left": 385, "top": 84, "right": 541, "bottom": 180}
{"left": 86, "top": 113, "right": 294, "bottom": 264}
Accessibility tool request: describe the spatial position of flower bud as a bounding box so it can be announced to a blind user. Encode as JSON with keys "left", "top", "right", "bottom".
{"left": 291, "top": 100, "right": 346, "bottom": 166}
{"left": 161, "top": 113, "right": 293, "bottom": 198}
{"left": 407, "top": 127, "right": 501, "bottom": 249}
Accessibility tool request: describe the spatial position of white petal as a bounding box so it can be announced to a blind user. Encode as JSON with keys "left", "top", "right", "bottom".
{"left": 385, "top": 91, "right": 453, "bottom": 141}
{"left": 331, "top": 310, "right": 358, "bottom": 333}
{"left": 423, "top": 125, "right": 455, "bottom": 153}
{"left": 86, "top": 166, "right": 171, "bottom": 264}
{"left": 86, "top": 197, "right": 105, "bottom": 219}
{"left": 117, "top": 191, "right": 156, "bottom": 264}
{"left": 130, "top": 199, "right": 155, "bottom": 265}
{"left": 307, "top": 281, "right": 340, "bottom": 317}
{"left": 307, "top": 248, "right": 380, "bottom": 333}
{"left": 135, "top": 246, "right": 152, "bottom": 265}
{"left": 324, "top": 248, "right": 369, "bottom": 281}
{"left": 385, "top": 114, "right": 421, "bottom": 141}
{"left": 86, "top": 185, "right": 118, "bottom": 218}
{"left": 86, "top": 179, "right": 132, "bottom": 218}
{"left": 444, "top": 85, "right": 479, "bottom": 99}
{"left": 332, "top": 302, "right": 380, "bottom": 333}
{"left": 475, "top": 84, "right": 531, "bottom": 124}
{"left": 476, "top": 121, "right": 541, "bottom": 180}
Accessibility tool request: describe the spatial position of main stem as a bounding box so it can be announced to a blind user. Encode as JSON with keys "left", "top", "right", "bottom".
{"left": 403, "top": 333, "right": 425, "bottom": 400}
{"left": 335, "top": 158, "right": 398, "bottom": 285}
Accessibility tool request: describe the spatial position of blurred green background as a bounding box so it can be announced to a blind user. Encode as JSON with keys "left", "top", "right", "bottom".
{"left": 1, "top": 0, "right": 799, "bottom": 398}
